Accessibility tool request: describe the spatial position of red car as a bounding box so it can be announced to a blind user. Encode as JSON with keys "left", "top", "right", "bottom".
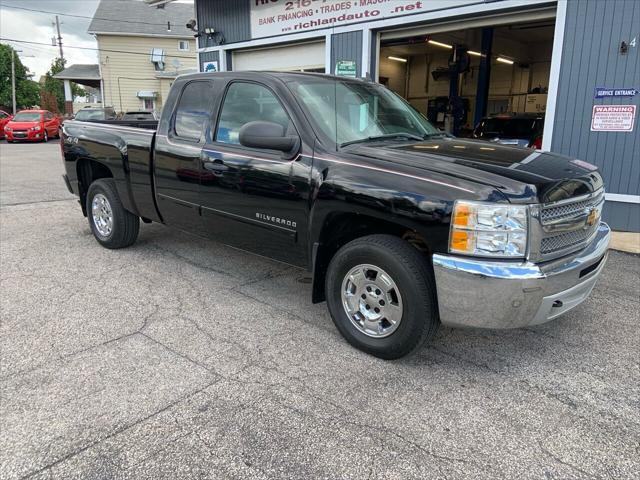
{"left": 0, "top": 110, "right": 13, "bottom": 139}
{"left": 4, "top": 109, "right": 61, "bottom": 143}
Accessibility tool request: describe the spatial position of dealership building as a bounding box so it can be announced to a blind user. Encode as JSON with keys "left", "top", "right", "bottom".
{"left": 149, "top": 0, "right": 639, "bottom": 232}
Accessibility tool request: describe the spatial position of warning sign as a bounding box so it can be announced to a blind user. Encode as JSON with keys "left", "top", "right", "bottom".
{"left": 591, "top": 105, "right": 636, "bottom": 132}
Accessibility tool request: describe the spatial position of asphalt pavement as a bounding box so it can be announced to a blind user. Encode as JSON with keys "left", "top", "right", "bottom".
{"left": 1, "top": 141, "right": 639, "bottom": 479}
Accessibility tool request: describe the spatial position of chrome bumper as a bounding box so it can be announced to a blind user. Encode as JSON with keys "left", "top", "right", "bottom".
{"left": 432, "top": 223, "right": 611, "bottom": 329}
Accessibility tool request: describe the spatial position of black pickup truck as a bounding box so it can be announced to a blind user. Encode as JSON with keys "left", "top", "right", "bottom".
{"left": 61, "top": 72, "right": 610, "bottom": 359}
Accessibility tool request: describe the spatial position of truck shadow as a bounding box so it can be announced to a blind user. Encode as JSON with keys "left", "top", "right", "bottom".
{"left": 122, "top": 222, "right": 628, "bottom": 375}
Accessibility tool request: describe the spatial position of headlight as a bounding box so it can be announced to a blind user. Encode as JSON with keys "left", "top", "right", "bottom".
{"left": 30, "top": 125, "right": 41, "bottom": 131}
{"left": 4, "top": 127, "right": 11, "bottom": 132}
{"left": 449, "top": 201, "right": 528, "bottom": 258}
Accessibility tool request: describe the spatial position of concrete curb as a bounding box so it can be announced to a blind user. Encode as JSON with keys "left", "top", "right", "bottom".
{"left": 610, "top": 231, "right": 640, "bottom": 254}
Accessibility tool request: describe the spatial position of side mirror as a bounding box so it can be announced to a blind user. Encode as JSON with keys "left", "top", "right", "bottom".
{"left": 239, "top": 121, "right": 299, "bottom": 153}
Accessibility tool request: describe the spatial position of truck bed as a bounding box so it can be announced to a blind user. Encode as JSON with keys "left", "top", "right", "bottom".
{"left": 61, "top": 120, "right": 161, "bottom": 223}
{"left": 73, "top": 119, "right": 158, "bottom": 130}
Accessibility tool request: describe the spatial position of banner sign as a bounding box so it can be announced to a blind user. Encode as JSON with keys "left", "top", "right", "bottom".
{"left": 590, "top": 105, "right": 636, "bottom": 132}
{"left": 250, "top": 0, "right": 476, "bottom": 39}
{"left": 594, "top": 87, "right": 638, "bottom": 98}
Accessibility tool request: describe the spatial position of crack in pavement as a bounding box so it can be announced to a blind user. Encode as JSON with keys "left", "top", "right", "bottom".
{"left": 0, "top": 198, "right": 76, "bottom": 208}
{"left": 0, "top": 305, "right": 162, "bottom": 382}
{"left": 428, "top": 346, "right": 640, "bottom": 432}
{"left": 19, "top": 378, "right": 224, "bottom": 480}
{"left": 538, "top": 440, "right": 596, "bottom": 479}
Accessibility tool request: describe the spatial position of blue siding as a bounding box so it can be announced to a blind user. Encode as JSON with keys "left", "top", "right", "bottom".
{"left": 552, "top": 0, "right": 639, "bottom": 231}
{"left": 331, "top": 31, "right": 363, "bottom": 77}
{"left": 196, "top": 0, "right": 250, "bottom": 47}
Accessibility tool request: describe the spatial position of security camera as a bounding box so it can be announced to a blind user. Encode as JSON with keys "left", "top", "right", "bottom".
{"left": 186, "top": 19, "right": 197, "bottom": 31}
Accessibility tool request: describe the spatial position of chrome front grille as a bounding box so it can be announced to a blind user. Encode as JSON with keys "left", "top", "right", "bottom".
{"left": 540, "top": 195, "right": 602, "bottom": 223}
{"left": 531, "top": 189, "right": 605, "bottom": 260}
{"left": 540, "top": 228, "right": 595, "bottom": 254}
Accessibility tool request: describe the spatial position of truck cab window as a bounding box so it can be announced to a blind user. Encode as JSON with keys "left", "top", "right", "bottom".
{"left": 216, "top": 82, "right": 291, "bottom": 145}
{"left": 174, "top": 81, "right": 211, "bottom": 141}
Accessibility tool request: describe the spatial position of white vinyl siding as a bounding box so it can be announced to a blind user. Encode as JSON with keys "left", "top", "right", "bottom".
{"left": 97, "top": 35, "right": 196, "bottom": 113}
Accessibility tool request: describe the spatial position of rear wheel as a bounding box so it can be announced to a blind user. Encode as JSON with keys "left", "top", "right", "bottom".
{"left": 325, "top": 234, "right": 439, "bottom": 359}
{"left": 86, "top": 179, "right": 139, "bottom": 249}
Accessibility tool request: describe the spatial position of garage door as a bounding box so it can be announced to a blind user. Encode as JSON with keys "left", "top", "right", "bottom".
{"left": 233, "top": 41, "right": 325, "bottom": 72}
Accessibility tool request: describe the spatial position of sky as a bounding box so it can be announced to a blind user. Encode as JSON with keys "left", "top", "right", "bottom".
{"left": 0, "top": 0, "right": 192, "bottom": 80}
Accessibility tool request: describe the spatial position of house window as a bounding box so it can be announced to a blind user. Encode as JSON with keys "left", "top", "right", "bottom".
{"left": 142, "top": 98, "right": 155, "bottom": 111}
{"left": 178, "top": 40, "right": 189, "bottom": 51}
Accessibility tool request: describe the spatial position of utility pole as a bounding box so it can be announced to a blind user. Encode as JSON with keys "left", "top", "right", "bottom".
{"left": 54, "top": 15, "right": 64, "bottom": 61}
{"left": 11, "top": 50, "right": 17, "bottom": 114}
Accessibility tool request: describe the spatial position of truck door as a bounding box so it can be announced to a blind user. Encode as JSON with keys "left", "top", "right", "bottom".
{"left": 199, "top": 80, "right": 310, "bottom": 267}
{"left": 154, "top": 80, "right": 214, "bottom": 231}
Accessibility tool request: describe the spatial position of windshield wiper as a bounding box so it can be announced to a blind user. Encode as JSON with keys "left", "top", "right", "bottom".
{"left": 340, "top": 132, "right": 425, "bottom": 148}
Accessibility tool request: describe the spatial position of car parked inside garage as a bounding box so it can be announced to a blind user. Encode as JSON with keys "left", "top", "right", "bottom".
{"left": 473, "top": 113, "right": 545, "bottom": 149}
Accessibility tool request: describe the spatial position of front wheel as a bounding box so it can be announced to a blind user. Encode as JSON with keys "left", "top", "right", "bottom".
{"left": 325, "top": 234, "right": 439, "bottom": 359}
{"left": 42, "top": 130, "right": 49, "bottom": 142}
{"left": 86, "top": 179, "right": 139, "bottom": 249}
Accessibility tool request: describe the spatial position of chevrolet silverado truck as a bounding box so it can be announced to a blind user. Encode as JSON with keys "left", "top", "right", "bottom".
{"left": 60, "top": 72, "right": 610, "bottom": 359}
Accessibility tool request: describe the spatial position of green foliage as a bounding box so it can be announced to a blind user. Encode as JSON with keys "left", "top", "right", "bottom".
{"left": 41, "top": 57, "right": 85, "bottom": 113}
{"left": 0, "top": 43, "right": 40, "bottom": 110}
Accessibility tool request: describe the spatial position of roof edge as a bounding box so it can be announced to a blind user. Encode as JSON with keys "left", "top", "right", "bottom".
{"left": 89, "top": 31, "right": 194, "bottom": 39}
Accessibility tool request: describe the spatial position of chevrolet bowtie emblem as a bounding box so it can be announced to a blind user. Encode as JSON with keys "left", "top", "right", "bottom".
{"left": 586, "top": 207, "right": 600, "bottom": 227}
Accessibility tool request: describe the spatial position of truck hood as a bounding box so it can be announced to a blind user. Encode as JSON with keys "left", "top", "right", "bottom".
{"left": 345, "top": 137, "right": 603, "bottom": 203}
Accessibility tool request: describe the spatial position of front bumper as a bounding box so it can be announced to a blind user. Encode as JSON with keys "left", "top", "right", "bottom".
{"left": 432, "top": 223, "right": 611, "bottom": 329}
{"left": 5, "top": 130, "right": 43, "bottom": 141}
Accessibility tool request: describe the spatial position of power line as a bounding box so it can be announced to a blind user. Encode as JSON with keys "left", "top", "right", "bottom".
{"left": 1, "top": 37, "right": 196, "bottom": 60}
{"left": 1, "top": 3, "right": 172, "bottom": 27}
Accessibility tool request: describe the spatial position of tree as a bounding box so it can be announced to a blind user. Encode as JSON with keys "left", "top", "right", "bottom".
{"left": 0, "top": 43, "right": 40, "bottom": 110}
{"left": 40, "top": 57, "right": 85, "bottom": 113}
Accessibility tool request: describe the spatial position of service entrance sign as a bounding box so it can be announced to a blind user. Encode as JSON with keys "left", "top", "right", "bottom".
{"left": 591, "top": 105, "right": 636, "bottom": 132}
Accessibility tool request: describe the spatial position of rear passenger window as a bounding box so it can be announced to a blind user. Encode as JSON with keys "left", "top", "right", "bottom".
{"left": 174, "top": 81, "right": 211, "bottom": 141}
{"left": 216, "top": 82, "right": 291, "bottom": 145}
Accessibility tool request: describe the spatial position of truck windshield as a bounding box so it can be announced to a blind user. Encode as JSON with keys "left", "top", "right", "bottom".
{"left": 13, "top": 112, "right": 42, "bottom": 122}
{"left": 288, "top": 78, "right": 439, "bottom": 148}
{"left": 75, "top": 110, "right": 107, "bottom": 121}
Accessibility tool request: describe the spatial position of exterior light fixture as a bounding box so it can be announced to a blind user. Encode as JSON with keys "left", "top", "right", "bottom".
{"left": 467, "top": 50, "right": 482, "bottom": 57}
{"left": 428, "top": 40, "right": 453, "bottom": 49}
{"left": 388, "top": 56, "right": 408, "bottom": 63}
{"left": 496, "top": 56, "right": 514, "bottom": 65}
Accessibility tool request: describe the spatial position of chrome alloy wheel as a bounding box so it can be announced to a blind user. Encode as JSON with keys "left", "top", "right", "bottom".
{"left": 91, "top": 193, "right": 113, "bottom": 237}
{"left": 341, "top": 264, "right": 403, "bottom": 338}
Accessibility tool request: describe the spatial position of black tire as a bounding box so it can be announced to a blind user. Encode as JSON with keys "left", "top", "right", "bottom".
{"left": 42, "top": 130, "right": 48, "bottom": 142}
{"left": 325, "top": 234, "right": 439, "bottom": 359}
{"left": 86, "top": 178, "right": 139, "bottom": 249}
